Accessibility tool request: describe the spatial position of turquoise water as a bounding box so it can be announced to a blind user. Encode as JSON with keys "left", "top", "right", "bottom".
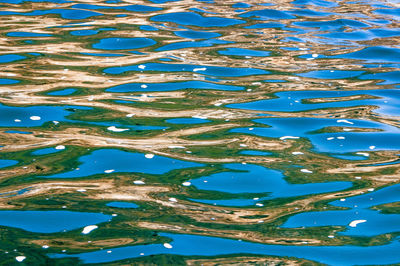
{"left": 0, "top": 0, "right": 400, "bottom": 264}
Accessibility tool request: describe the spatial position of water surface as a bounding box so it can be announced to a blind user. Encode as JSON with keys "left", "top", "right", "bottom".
{"left": 0, "top": 0, "right": 399, "bottom": 264}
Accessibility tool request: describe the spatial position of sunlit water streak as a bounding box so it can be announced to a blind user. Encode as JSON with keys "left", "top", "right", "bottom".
{"left": 0, "top": 0, "right": 399, "bottom": 264}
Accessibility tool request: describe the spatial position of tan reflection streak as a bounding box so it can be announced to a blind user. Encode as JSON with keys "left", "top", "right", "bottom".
{"left": 327, "top": 165, "right": 400, "bottom": 182}
{"left": 0, "top": 126, "right": 240, "bottom": 162}
{"left": 0, "top": 91, "right": 257, "bottom": 119}
{"left": 30, "top": 238, "right": 135, "bottom": 250}
{"left": 186, "top": 257, "right": 305, "bottom": 266}
{"left": 137, "top": 221, "right": 321, "bottom": 245}
{"left": 0, "top": 180, "right": 113, "bottom": 208}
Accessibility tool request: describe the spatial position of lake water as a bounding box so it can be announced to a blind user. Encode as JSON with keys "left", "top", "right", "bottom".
{"left": 0, "top": 0, "right": 399, "bottom": 264}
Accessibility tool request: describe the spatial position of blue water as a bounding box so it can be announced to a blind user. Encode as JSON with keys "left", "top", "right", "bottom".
{"left": 227, "top": 89, "right": 400, "bottom": 116}
{"left": 0, "top": 159, "right": 18, "bottom": 169}
{"left": 239, "top": 150, "right": 273, "bottom": 156}
{"left": 31, "top": 147, "right": 63, "bottom": 156}
{"left": 4, "top": 130, "right": 33, "bottom": 134}
{"left": 0, "top": 78, "right": 19, "bottom": 85}
{"left": 46, "top": 88, "right": 77, "bottom": 96}
{"left": 282, "top": 209, "right": 400, "bottom": 237}
{"left": 231, "top": 117, "right": 400, "bottom": 153}
{"left": 0, "top": 54, "right": 26, "bottom": 63}
{"left": 93, "top": 38, "right": 156, "bottom": 50}
{"left": 0, "top": 211, "right": 111, "bottom": 233}
{"left": 151, "top": 12, "right": 244, "bottom": 27}
{"left": 1, "top": 0, "right": 400, "bottom": 264}
{"left": 155, "top": 39, "right": 232, "bottom": 52}
{"left": 7, "top": 32, "right": 52, "bottom": 37}
{"left": 70, "top": 29, "right": 98, "bottom": 36}
{"left": 0, "top": 104, "right": 91, "bottom": 127}
{"left": 50, "top": 232, "right": 400, "bottom": 265}
{"left": 44, "top": 149, "right": 202, "bottom": 178}
{"left": 190, "top": 164, "right": 352, "bottom": 205}
{"left": 332, "top": 184, "right": 400, "bottom": 209}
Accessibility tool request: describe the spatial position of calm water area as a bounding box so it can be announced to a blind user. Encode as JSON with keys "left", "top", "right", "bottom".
{"left": 0, "top": 0, "right": 400, "bottom": 264}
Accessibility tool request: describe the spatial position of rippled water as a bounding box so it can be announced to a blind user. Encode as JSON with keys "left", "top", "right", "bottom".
{"left": 0, "top": 0, "right": 400, "bottom": 264}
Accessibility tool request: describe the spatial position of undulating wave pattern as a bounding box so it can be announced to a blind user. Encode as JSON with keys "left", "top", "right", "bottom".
{"left": 0, "top": 0, "right": 399, "bottom": 264}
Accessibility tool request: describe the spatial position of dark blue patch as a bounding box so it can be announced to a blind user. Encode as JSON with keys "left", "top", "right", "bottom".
{"left": 297, "top": 70, "right": 364, "bottom": 79}
{"left": 240, "top": 9, "right": 296, "bottom": 20}
{"left": 4, "top": 130, "right": 33, "bottom": 134}
{"left": 151, "top": 12, "right": 244, "bottom": 27}
{"left": 70, "top": 30, "right": 98, "bottom": 36}
{"left": 46, "top": 88, "right": 77, "bottom": 96}
{"left": 0, "top": 54, "right": 26, "bottom": 63}
{"left": 0, "top": 159, "right": 18, "bottom": 169}
{"left": 7, "top": 32, "right": 52, "bottom": 37}
{"left": 93, "top": 37, "right": 156, "bottom": 50}
{"left": 106, "top": 202, "right": 139, "bottom": 208}
{"left": 139, "top": 25, "right": 159, "bottom": 31}
{"left": 232, "top": 2, "right": 252, "bottom": 8}
{"left": 0, "top": 78, "right": 20, "bottom": 85}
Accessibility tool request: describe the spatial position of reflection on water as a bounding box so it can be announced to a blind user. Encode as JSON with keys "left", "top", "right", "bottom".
{"left": 0, "top": 0, "right": 400, "bottom": 264}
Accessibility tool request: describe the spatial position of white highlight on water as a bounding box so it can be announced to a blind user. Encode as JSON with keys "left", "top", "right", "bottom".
{"left": 107, "top": 126, "right": 129, "bottom": 132}
{"left": 182, "top": 181, "right": 191, "bottom": 186}
{"left": 16, "top": 256, "right": 26, "bottom": 262}
{"left": 337, "top": 119, "right": 354, "bottom": 125}
{"left": 30, "top": 116, "right": 41, "bottom": 120}
{"left": 168, "top": 145, "right": 185, "bottom": 149}
{"left": 349, "top": 220, "right": 366, "bottom": 227}
{"left": 163, "top": 243, "right": 173, "bottom": 249}
{"left": 145, "top": 154, "right": 154, "bottom": 159}
{"left": 82, "top": 225, "right": 98, "bottom": 234}
{"left": 104, "top": 169, "right": 114, "bottom": 174}
{"left": 280, "top": 136, "right": 299, "bottom": 140}
{"left": 301, "top": 169, "right": 313, "bottom": 173}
